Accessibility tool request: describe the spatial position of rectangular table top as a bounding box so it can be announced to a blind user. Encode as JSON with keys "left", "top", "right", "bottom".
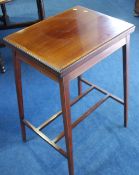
{"left": 4, "top": 6, "right": 135, "bottom": 73}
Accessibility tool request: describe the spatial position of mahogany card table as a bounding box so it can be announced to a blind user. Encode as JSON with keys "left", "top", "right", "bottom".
{"left": 4, "top": 6, "right": 135, "bottom": 175}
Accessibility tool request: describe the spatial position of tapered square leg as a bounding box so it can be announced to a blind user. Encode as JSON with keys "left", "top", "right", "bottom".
{"left": 13, "top": 52, "right": 26, "bottom": 142}
{"left": 122, "top": 36, "right": 130, "bottom": 127}
{"left": 59, "top": 78, "right": 74, "bottom": 175}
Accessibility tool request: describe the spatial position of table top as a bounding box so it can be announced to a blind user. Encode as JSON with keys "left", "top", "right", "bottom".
{"left": 4, "top": 6, "right": 135, "bottom": 73}
{"left": 0, "top": 0, "right": 12, "bottom": 5}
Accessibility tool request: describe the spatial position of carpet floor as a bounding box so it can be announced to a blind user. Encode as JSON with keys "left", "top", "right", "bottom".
{"left": 0, "top": 0, "right": 139, "bottom": 175}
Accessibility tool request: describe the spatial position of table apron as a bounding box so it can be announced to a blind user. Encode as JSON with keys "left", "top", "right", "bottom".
{"left": 15, "top": 50, "right": 59, "bottom": 82}
{"left": 14, "top": 36, "right": 127, "bottom": 83}
{"left": 63, "top": 37, "right": 127, "bottom": 81}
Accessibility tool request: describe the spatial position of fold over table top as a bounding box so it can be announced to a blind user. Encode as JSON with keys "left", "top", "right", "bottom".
{"left": 4, "top": 6, "right": 135, "bottom": 73}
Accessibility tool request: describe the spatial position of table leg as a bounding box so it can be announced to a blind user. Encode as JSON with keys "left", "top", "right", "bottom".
{"left": 78, "top": 75, "right": 82, "bottom": 96}
{"left": 36, "top": 0, "right": 45, "bottom": 20}
{"left": 123, "top": 36, "right": 130, "bottom": 127}
{"left": 1, "top": 4, "right": 9, "bottom": 26}
{"left": 0, "top": 53, "right": 6, "bottom": 73}
{"left": 59, "top": 78, "right": 74, "bottom": 175}
{"left": 134, "top": 0, "right": 139, "bottom": 16}
{"left": 13, "top": 52, "right": 26, "bottom": 142}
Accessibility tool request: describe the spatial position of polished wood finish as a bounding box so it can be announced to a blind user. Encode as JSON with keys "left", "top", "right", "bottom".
{"left": 54, "top": 94, "right": 109, "bottom": 144}
{"left": 59, "top": 78, "right": 74, "bottom": 175}
{"left": 80, "top": 78, "right": 124, "bottom": 104}
{"left": 0, "top": 0, "right": 45, "bottom": 30}
{"left": 13, "top": 53, "right": 26, "bottom": 142}
{"left": 4, "top": 6, "right": 134, "bottom": 72}
{"left": 4, "top": 6, "right": 135, "bottom": 175}
{"left": 23, "top": 119, "right": 67, "bottom": 157}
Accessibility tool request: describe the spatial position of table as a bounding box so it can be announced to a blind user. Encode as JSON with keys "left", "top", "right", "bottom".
{"left": 0, "top": 0, "right": 45, "bottom": 29}
{"left": 4, "top": 6, "right": 135, "bottom": 175}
